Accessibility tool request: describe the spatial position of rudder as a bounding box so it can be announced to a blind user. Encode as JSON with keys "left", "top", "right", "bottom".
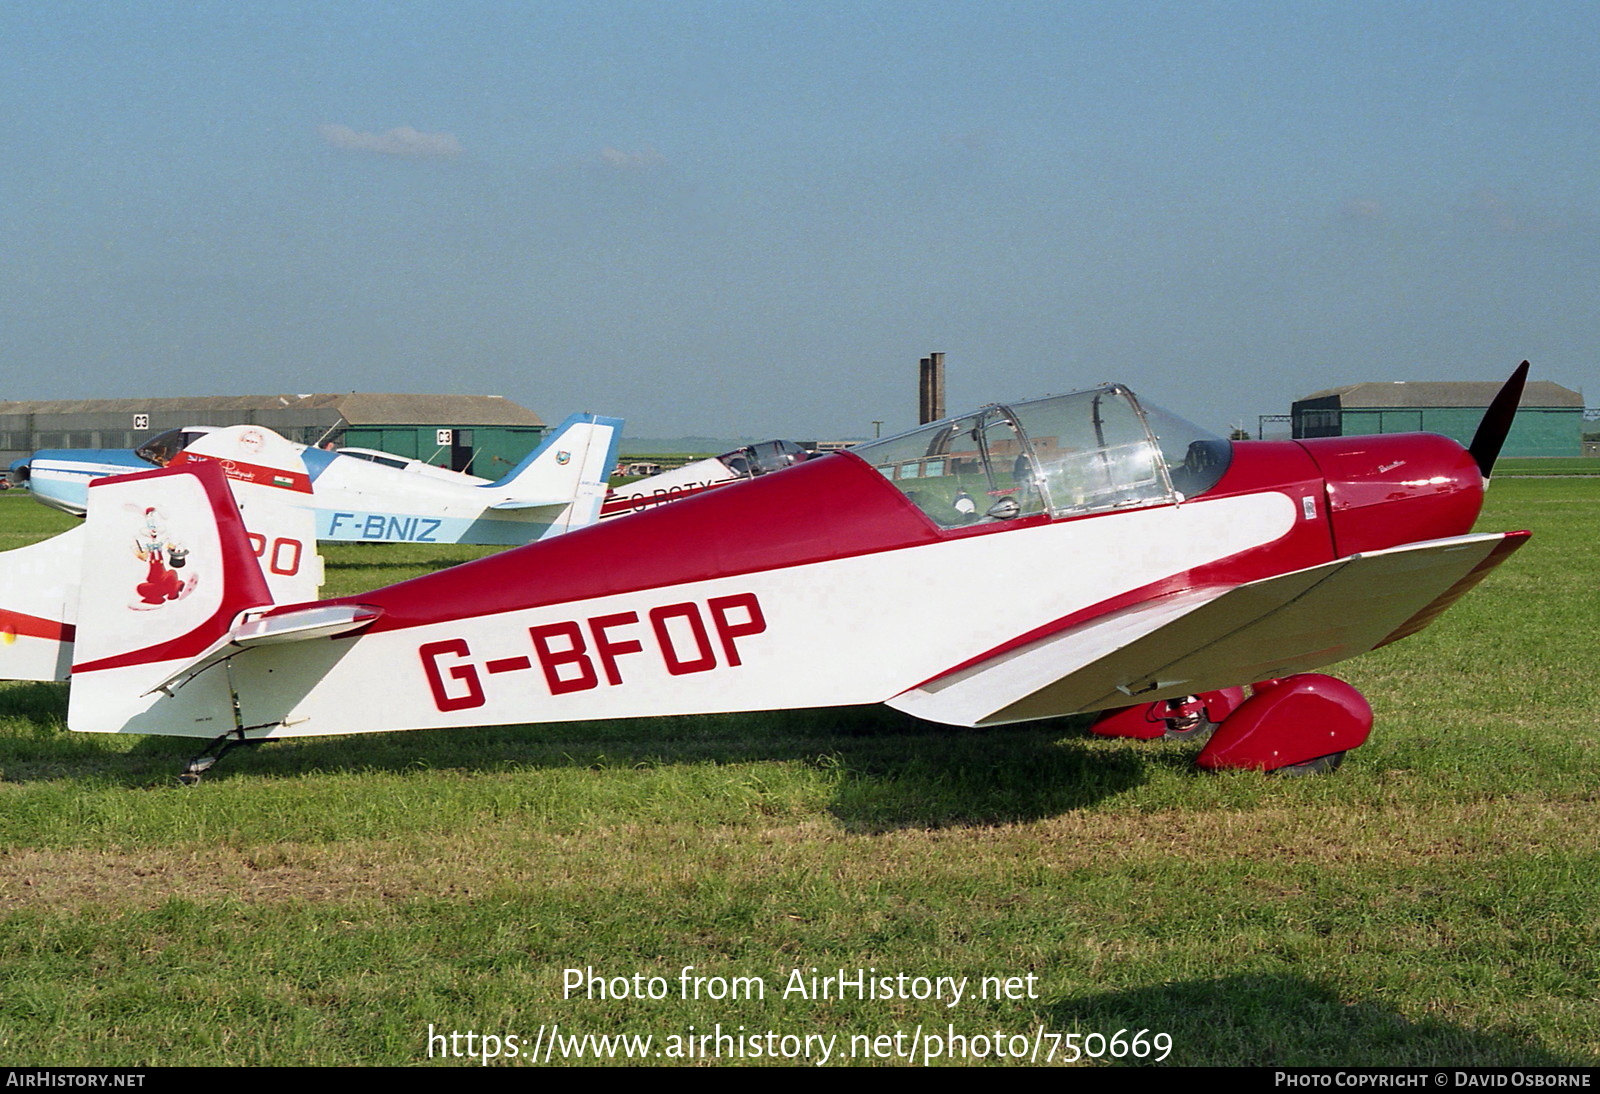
{"left": 69, "top": 461, "right": 282, "bottom": 734}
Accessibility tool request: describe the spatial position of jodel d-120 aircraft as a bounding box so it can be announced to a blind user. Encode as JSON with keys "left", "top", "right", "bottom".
{"left": 63, "top": 365, "right": 1531, "bottom": 782}
{"left": 14, "top": 413, "right": 623, "bottom": 546}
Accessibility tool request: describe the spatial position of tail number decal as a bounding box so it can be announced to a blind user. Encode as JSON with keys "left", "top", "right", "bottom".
{"left": 419, "top": 593, "right": 767, "bottom": 711}
{"left": 328, "top": 513, "right": 443, "bottom": 542}
{"left": 245, "top": 533, "right": 305, "bottom": 576}
{"left": 603, "top": 481, "right": 716, "bottom": 517}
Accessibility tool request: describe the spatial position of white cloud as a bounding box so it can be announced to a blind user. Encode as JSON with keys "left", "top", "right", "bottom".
{"left": 319, "top": 124, "right": 464, "bottom": 158}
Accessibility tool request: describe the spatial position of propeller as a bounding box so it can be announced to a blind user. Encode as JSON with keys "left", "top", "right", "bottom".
{"left": 1467, "top": 360, "right": 1530, "bottom": 479}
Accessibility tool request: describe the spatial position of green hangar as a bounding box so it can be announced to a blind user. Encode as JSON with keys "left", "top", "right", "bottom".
{"left": 1291, "top": 378, "right": 1583, "bottom": 458}
{"left": 0, "top": 393, "right": 549, "bottom": 476}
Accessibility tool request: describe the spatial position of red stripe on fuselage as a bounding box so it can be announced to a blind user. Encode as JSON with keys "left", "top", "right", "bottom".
{"left": 892, "top": 442, "right": 1338, "bottom": 689}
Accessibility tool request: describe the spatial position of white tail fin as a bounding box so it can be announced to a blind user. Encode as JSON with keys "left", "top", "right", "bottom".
{"left": 0, "top": 526, "right": 86, "bottom": 681}
{"left": 171, "top": 424, "right": 323, "bottom": 602}
{"left": 481, "top": 413, "right": 624, "bottom": 536}
{"left": 68, "top": 461, "right": 313, "bottom": 735}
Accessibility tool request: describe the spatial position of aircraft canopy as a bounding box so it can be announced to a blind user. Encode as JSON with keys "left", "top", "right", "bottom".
{"left": 850, "top": 384, "right": 1231, "bottom": 527}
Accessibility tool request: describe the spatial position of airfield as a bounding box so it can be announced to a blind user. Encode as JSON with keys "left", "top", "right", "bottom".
{"left": 0, "top": 468, "right": 1596, "bottom": 1067}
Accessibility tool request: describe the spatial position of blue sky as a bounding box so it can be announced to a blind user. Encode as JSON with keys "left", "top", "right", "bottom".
{"left": 3, "top": 1, "right": 1596, "bottom": 438}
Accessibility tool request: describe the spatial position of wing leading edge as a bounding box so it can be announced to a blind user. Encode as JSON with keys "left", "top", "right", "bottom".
{"left": 888, "top": 531, "right": 1529, "bottom": 728}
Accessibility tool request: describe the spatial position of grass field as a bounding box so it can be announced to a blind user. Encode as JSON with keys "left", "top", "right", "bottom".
{"left": 0, "top": 482, "right": 1596, "bottom": 1067}
{"left": 1497, "top": 457, "right": 1600, "bottom": 476}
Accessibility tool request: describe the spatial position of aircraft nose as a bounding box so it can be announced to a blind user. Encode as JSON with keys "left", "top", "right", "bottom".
{"left": 1297, "top": 433, "right": 1485, "bottom": 556}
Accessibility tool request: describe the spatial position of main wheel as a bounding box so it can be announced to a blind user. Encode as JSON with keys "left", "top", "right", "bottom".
{"left": 1163, "top": 696, "right": 1218, "bottom": 741}
{"left": 1163, "top": 712, "right": 1217, "bottom": 741}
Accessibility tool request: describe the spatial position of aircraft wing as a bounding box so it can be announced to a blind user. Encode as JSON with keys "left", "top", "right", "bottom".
{"left": 888, "top": 531, "right": 1529, "bottom": 728}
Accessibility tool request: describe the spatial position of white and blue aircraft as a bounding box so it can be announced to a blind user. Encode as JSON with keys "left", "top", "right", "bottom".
{"left": 12, "top": 413, "right": 623, "bottom": 546}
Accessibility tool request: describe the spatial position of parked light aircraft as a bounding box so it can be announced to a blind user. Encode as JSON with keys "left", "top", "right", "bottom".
{"left": 600, "top": 440, "right": 810, "bottom": 520}
{"left": 62, "top": 366, "right": 1532, "bottom": 782}
{"left": 14, "top": 414, "right": 624, "bottom": 545}
{"left": 330, "top": 447, "right": 491, "bottom": 484}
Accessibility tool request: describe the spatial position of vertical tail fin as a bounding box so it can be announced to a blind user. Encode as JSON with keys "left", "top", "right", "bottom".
{"left": 0, "top": 526, "right": 85, "bottom": 681}
{"left": 481, "top": 413, "right": 624, "bottom": 536}
{"left": 71, "top": 461, "right": 273, "bottom": 675}
{"left": 171, "top": 424, "right": 323, "bottom": 601}
{"left": 68, "top": 460, "right": 317, "bottom": 735}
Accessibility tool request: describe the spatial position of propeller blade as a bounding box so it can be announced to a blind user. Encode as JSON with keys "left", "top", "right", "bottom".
{"left": 1468, "top": 360, "right": 1529, "bottom": 479}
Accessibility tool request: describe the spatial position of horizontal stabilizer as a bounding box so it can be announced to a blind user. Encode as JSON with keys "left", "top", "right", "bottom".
{"left": 233, "top": 604, "right": 381, "bottom": 646}
{"left": 485, "top": 498, "right": 563, "bottom": 511}
{"left": 144, "top": 604, "right": 382, "bottom": 696}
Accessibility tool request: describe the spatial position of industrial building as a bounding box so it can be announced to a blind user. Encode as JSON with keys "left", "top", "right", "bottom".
{"left": 1291, "top": 378, "right": 1583, "bottom": 458}
{"left": 0, "top": 393, "right": 548, "bottom": 476}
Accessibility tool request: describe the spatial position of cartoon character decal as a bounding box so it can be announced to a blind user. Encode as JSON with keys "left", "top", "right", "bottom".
{"left": 131, "top": 505, "right": 197, "bottom": 610}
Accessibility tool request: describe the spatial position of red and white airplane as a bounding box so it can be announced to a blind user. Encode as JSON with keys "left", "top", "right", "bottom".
{"left": 63, "top": 366, "right": 1532, "bottom": 782}
{"left": 600, "top": 440, "right": 811, "bottom": 520}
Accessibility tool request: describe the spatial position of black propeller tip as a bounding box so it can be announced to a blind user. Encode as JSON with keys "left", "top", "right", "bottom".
{"left": 1468, "top": 360, "right": 1530, "bottom": 479}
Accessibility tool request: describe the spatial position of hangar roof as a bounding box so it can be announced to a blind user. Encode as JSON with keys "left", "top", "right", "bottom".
{"left": 1296, "top": 380, "right": 1582, "bottom": 409}
{"left": 0, "top": 393, "right": 545, "bottom": 427}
